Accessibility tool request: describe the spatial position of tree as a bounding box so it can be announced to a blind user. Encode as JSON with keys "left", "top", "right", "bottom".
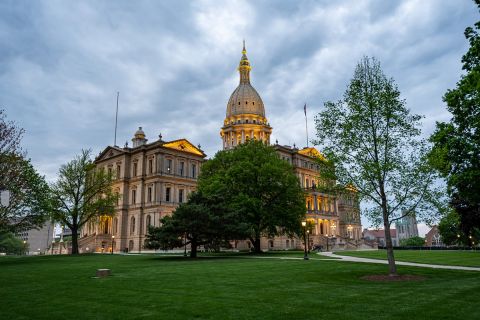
{"left": 399, "top": 236, "right": 425, "bottom": 247}
{"left": 50, "top": 149, "right": 117, "bottom": 254}
{"left": 0, "top": 109, "right": 51, "bottom": 233}
{"left": 429, "top": 0, "right": 480, "bottom": 243}
{"left": 0, "top": 231, "right": 25, "bottom": 255}
{"left": 0, "top": 155, "right": 51, "bottom": 233}
{"left": 145, "top": 191, "right": 232, "bottom": 258}
{"left": 315, "top": 57, "right": 440, "bottom": 276}
{"left": 198, "top": 140, "right": 306, "bottom": 253}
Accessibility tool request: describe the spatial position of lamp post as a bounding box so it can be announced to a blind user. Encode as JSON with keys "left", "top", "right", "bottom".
{"left": 23, "top": 240, "right": 27, "bottom": 255}
{"left": 302, "top": 221, "right": 309, "bottom": 260}
{"left": 111, "top": 235, "right": 115, "bottom": 255}
{"left": 307, "top": 230, "right": 310, "bottom": 254}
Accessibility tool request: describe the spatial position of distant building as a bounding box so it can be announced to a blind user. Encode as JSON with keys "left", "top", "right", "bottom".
{"left": 395, "top": 214, "right": 418, "bottom": 242}
{"left": 363, "top": 229, "right": 399, "bottom": 246}
{"left": 15, "top": 222, "right": 54, "bottom": 255}
{"left": 425, "top": 226, "right": 444, "bottom": 247}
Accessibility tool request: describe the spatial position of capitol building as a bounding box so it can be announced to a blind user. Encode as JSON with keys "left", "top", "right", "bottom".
{"left": 78, "top": 43, "right": 365, "bottom": 253}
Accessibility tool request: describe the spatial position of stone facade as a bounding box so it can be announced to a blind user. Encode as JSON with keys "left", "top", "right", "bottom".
{"left": 78, "top": 135, "right": 206, "bottom": 253}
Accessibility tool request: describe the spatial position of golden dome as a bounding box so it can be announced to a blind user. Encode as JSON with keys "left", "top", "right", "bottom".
{"left": 226, "top": 42, "right": 266, "bottom": 118}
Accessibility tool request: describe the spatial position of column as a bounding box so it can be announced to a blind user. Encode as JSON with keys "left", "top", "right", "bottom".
{"left": 313, "top": 195, "right": 318, "bottom": 211}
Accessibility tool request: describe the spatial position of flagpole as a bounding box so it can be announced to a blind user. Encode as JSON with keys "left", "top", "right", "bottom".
{"left": 114, "top": 92, "right": 119, "bottom": 147}
{"left": 304, "top": 103, "right": 308, "bottom": 148}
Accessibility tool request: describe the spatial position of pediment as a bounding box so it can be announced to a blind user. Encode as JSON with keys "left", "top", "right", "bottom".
{"left": 162, "top": 139, "right": 205, "bottom": 157}
{"left": 298, "top": 147, "right": 325, "bottom": 160}
{"left": 95, "top": 146, "right": 125, "bottom": 162}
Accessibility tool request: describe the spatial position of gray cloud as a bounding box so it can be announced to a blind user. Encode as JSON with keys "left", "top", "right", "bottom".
{"left": 0, "top": 0, "right": 476, "bottom": 194}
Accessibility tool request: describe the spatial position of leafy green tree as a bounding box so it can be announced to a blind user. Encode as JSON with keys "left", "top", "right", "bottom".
{"left": 315, "top": 57, "right": 440, "bottom": 276}
{"left": 429, "top": 0, "right": 480, "bottom": 244}
{"left": 0, "top": 155, "right": 51, "bottom": 233}
{"left": 438, "top": 210, "right": 463, "bottom": 246}
{"left": 399, "top": 236, "right": 425, "bottom": 247}
{"left": 145, "top": 192, "right": 232, "bottom": 258}
{"left": 50, "top": 150, "right": 117, "bottom": 254}
{"left": 0, "top": 109, "right": 51, "bottom": 233}
{"left": 199, "top": 140, "right": 306, "bottom": 253}
{"left": 0, "top": 231, "right": 25, "bottom": 255}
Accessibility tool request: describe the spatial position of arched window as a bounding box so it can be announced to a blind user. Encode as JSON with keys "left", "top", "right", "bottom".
{"left": 286, "top": 239, "right": 290, "bottom": 248}
{"left": 130, "top": 216, "right": 136, "bottom": 234}
{"left": 269, "top": 240, "right": 274, "bottom": 248}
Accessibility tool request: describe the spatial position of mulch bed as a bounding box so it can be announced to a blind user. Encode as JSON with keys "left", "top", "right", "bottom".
{"left": 361, "top": 274, "right": 426, "bottom": 282}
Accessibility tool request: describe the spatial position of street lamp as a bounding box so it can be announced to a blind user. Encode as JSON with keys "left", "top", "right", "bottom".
{"left": 111, "top": 235, "right": 115, "bottom": 255}
{"left": 306, "top": 230, "right": 310, "bottom": 253}
{"left": 23, "top": 240, "right": 27, "bottom": 255}
{"left": 302, "top": 221, "right": 309, "bottom": 260}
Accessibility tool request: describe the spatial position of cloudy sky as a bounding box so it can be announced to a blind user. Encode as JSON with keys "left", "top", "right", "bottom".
{"left": 1, "top": 0, "right": 477, "bottom": 230}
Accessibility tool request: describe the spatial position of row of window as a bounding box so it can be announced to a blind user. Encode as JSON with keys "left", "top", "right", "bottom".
{"left": 130, "top": 186, "right": 186, "bottom": 204}
{"left": 107, "top": 159, "right": 198, "bottom": 179}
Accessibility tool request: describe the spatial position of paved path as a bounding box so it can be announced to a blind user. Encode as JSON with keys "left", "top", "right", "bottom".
{"left": 319, "top": 252, "right": 480, "bottom": 272}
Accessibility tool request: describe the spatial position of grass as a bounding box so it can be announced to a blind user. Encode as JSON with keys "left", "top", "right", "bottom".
{"left": 0, "top": 253, "right": 479, "bottom": 319}
{"left": 334, "top": 250, "right": 480, "bottom": 267}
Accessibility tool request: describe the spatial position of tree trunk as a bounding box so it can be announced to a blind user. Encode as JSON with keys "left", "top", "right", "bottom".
{"left": 71, "top": 226, "right": 79, "bottom": 255}
{"left": 253, "top": 237, "right": 262, "bottom": 253}
{"left": 190, "top": 239, "right": 197, "bottom": 258}
{"left": 382, "top": 210, "right": 397, "bottom": 276}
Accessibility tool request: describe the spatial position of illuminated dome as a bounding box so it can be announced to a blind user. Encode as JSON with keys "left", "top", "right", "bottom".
{"left": 226, "top": 42, "right": 265, "bottom": 117}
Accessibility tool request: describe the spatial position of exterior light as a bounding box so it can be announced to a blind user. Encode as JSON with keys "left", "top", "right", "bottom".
{"left": 301, "top": 221, "right": 307, "bottom": 227}
{"left": 111, "top": 235, "right": 115, "bottom": 255}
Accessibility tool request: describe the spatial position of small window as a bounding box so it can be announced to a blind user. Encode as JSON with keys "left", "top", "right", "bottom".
{"left": 269, "top": 240, "right": 274, "bottom": 248}
{"left": 148, "top": 187, "right": 152, "bottom": 203}
{"left": 166, "top": 159, "right": 172, "bottom": 173}
{"left": 238, "top": 102, "right": 240, "bottom": 105}
{"left": 179, "top": 189, "right": 184, "bottom": 203}
{"left": 132, "top": 189, "right": 137, "bottom": 204}
{"left": 245, "top": 119, "right": 249, "bottom": 124}
{"left": 133, "top": 162, "right": 138, "bottom": 176}
{"left": 245, "top": 101, "right": 248, "bottom": 104}
{"left": 253, "top": 120, "right": 256, "bottom": 124}
{"left": 166, "top": 187, "right": 171, "bottom": 202}
{"left": 252, "top": 102, "right": 255, "bottom": 105}
{"left": 191, "top": 164, "right": 197, "bottom": 178}
{"left": 149, "top": 159, "right": 153, "bottom": 174}
{"left": 116, "top": 165, "right": 121, "bottom": 179}
{"left": 130, "top": 216, "right": 135, "bottom": 234}
{"left": 179, "top": 162, "right": 184, "bottom": 176}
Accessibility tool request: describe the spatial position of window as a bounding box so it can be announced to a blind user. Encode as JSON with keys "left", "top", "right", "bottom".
{"left": 146, "top": 215, "right": 151, "bottom": 227}
{"left": 116, "top": 165, "right": 121, "bottom": 179}
{"left": 306, "top": 179, "right": 309, "bottom": 188}
{"left": 132, "top": 189, "right": 136, "bottom": 204}
{"left": 165, "top": 187, "right": 171, "bottom": 202}
{"left": 253, "top": 120, "right": 256, "bottom": 124}
{"left": 166, "top": 159, "right": 172, "bottom": 173}
{"left": 179, "top": 161, "right": 184, "bottom": 176}
{"left": 130, "top": 216, "right": 135, "bottom": 234}
{"left": 269, "top": 240, "right": 274, "bottom": 248}
{"left": 148, "top": 186, "right": 152, "bottom": 203}
{"left": 179, "top": 189, "right": 184, "bottom": 203}
{"left": 149, "top": 159, "right": 153, "bottom": 174}
{"left": 108, "top": 167, "right": 112, "bottom": 176}
{"left": 113, "top": 218, "right": 118, "bottom": 234}
{"left": 286, "top": 240, "right": 290, "bottom": 247}
{"left": 245, "top": 119, "right": 249, "bottom": 123}
{"left": 191, "top": 164, "right": 197, "bottom": 178}
{"left": 133, "top": 162, "right": 138, "bottom": 176}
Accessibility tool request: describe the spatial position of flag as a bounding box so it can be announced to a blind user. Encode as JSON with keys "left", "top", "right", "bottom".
{"left": 304, "top": 103, "right": 307, "bottom": 116}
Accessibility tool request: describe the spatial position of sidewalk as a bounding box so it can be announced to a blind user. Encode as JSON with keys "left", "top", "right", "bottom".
{"left": 319, "top": 252, "right": 480, "bottom": 272}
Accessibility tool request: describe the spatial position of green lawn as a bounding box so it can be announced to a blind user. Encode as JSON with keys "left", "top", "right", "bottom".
{"left": 335, "top": 250, "right": 480, "bottom": 267}
{"left": 1, "top": 253, "right": 479, "bottom": 319}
